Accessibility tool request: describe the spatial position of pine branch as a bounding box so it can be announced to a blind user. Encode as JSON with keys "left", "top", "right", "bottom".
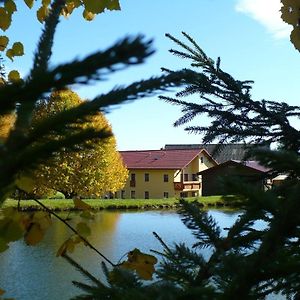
{"left": 178, "top": 201, "right": 222, "bottom": 251}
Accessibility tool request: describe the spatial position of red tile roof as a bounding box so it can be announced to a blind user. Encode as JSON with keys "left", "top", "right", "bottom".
{"left": 120, "top": 149, "right": 213, "bottom": 169}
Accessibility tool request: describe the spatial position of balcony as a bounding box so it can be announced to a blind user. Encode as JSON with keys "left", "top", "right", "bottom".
{"left": 174, "top": 181, "right": 201, "bottom": 191}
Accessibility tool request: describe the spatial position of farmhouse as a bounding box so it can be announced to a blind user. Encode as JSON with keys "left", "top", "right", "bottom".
{"left": 117, "top": 149, "right": 217, "bottom": 199}
{"left": 198, "top": 160, "right": 270, "bottom": 196}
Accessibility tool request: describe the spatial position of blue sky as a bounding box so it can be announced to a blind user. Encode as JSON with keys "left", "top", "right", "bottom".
{"left": 4, "top": 0, "right": 300, "bottom": 150}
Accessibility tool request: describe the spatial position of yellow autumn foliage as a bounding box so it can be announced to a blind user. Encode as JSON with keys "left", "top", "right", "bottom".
{"left": 281, "top": 0, "right": 300, "bottom": 51}
{"left": 0, "top": 112, "right": 16, "bottom": 142}
{"left": 119, "top": 248, "right": 158, "bottom": 280}
{"left": 0, "top": 0, "right": 120, "bottom": 79}
{"left": 31, "top": 89, "right": 128, "bottom": 198}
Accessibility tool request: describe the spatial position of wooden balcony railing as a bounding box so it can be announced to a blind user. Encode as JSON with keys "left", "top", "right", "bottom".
{"left": 174, "top": 181, "right": 200, "bottom": 191}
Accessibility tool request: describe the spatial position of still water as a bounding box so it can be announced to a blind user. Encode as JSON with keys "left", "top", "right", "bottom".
{"left": 0, "top": 209, "right": 239, "bottom": 300}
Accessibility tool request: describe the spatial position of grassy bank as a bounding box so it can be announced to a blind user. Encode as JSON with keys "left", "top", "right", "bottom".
{"left": 2, "top": 196, "right": 234, "bottom": 211}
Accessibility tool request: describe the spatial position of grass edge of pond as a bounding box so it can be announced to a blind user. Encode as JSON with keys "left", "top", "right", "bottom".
{"left": 2, "top": 196, "right": 241, "bottom": 211}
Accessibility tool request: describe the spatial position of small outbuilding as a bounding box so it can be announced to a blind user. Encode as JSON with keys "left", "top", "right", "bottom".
{"left": 198, "top": 160, "right": 270, "bottom": 196}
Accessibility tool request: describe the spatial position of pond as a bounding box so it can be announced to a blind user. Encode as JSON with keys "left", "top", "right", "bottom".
{"left": 0, "top": 209, "right": 241, "bottom": 299}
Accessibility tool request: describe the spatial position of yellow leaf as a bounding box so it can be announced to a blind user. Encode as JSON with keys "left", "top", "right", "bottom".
{"left": 290, "top": 27, "right": 300, "bottom": 51}
{"left": 119, "top": 248, "right": 157, "bottom": 280}
{"left": 24, "top": 224, "right": 44, "bottom": 245}
{"left": 5, "top": 0, "right": 17, "bottom": 14}
{"left": 0, "top": 238, "right": 9, "bottom": 253}
{"left": 83, "top": 9, "right": 95, "bottom": 21}
{"left": 6, "top": 48, "right": 14, "bottom": 61}
{"left": 37, "top": 5, "right": 49, "bottom": 23}
{"left": 76, "top": 222, "right": 91, "bottom": 237}
{"left": 12, "top": 42, "right": 24, "bottom": 56}
{"left": 73, "top": 198, "right": 91, "bottom": 211}
{"left": 8, "top": 70, "right": 21, "bottom": 82}
{"left": 32, "top": 212, "right": 51, "bottom": 230}
{"left": 24, "top": 0, "right": 34, "bottom": 9}
{"left": 0, "top": 288, "right": 5, "bottom": 295}
{"left": 82, "top": 0, "right": 106, "bottom": 14}
{"left": 56, "top": 236, "right": 81, "bottom": 256}
{"left": 15, "top": 175, "right": 35, "bottom": 193}
{"left": 0, "top": 8, "right": 11, "bottom": 31}
{"left": 106, "top": 0, "right": 120, "bottom": 11}
{"left": 5, "top": 221, "right": 24, "bottom": 242}
{"left": 80, "top": 211, "right": 94, "bottom": 219}
{"left": 0, "top": 36, "right": 9, "bottom": 51}
{"left": 42, "top": 0, "right": 51, "bottom": 5}
{"left": 56, "top": 238, "right": 73, "bottom": 256}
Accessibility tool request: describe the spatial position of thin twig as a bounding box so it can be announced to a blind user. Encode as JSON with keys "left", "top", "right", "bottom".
{"left": 62, "top": 253, "right": 103, "bottom": 285}
{"left": 153, "top": 231, "right": 172, "bottom": 255}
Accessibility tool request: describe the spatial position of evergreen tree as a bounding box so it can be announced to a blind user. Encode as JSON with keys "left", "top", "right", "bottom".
{"left": 70, "top": 33, "right": 300, "bottom": 300}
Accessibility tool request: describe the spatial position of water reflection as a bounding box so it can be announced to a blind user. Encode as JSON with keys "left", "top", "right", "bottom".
{"left": 0, "top": 209, "right": 240, "bottom": 300}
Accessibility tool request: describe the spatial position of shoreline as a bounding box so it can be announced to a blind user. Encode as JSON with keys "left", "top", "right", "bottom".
{"left": 2, "top": 196, "right": 241, "bottom": 211}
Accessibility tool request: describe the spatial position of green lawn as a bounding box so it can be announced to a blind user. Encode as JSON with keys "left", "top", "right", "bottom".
{"left": 2, "top": 196, "right": 231, "bottom": 211}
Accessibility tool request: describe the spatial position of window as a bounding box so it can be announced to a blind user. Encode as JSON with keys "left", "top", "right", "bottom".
{"left": 114, "top": 192, "right": 118, "bottom": 198}
{"left": 121, "top": 190, "right": 125, "bottom": 199}
{"left": 200, "top": 156, "right": 204, "bottom": 163}
{"left": 184, "top": 173, "right": 188, "bottom": 181}
{"left": 163, "top": 174, "right": 169, "bottom": 182}
{"left": 192, "top": 173, "right": 198, "bottom": 181}
{"left": 191, "top": 191, "right": 197, "bottom": 197}
{"left": 163, "top": 192, "right": 169, "bottom": 198}
{"left": 144, "top": 173, "right": 149, "bottom": 182}
{"left": 144, "top": 191, "right": 149, "bottom": 199}
{"left": 180, "top": 192, "right": 188, "bottom": 198}
{"left": 131, "top": 190, "right": 135, "bottom": 199}
{"left": 130, "top": 173, "right": 136, "bottom": 187}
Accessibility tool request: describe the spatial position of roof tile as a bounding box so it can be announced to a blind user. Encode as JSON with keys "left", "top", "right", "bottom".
{"left": 120, "top": 149, "right": 204, "bottom": 169}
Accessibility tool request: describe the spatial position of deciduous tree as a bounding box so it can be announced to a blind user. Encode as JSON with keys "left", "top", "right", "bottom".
{"left": 31, "top": 89, "right": 128, "bottom": 198}
{"left": 0, "top": 2, "right": 192, "bottom": 297}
